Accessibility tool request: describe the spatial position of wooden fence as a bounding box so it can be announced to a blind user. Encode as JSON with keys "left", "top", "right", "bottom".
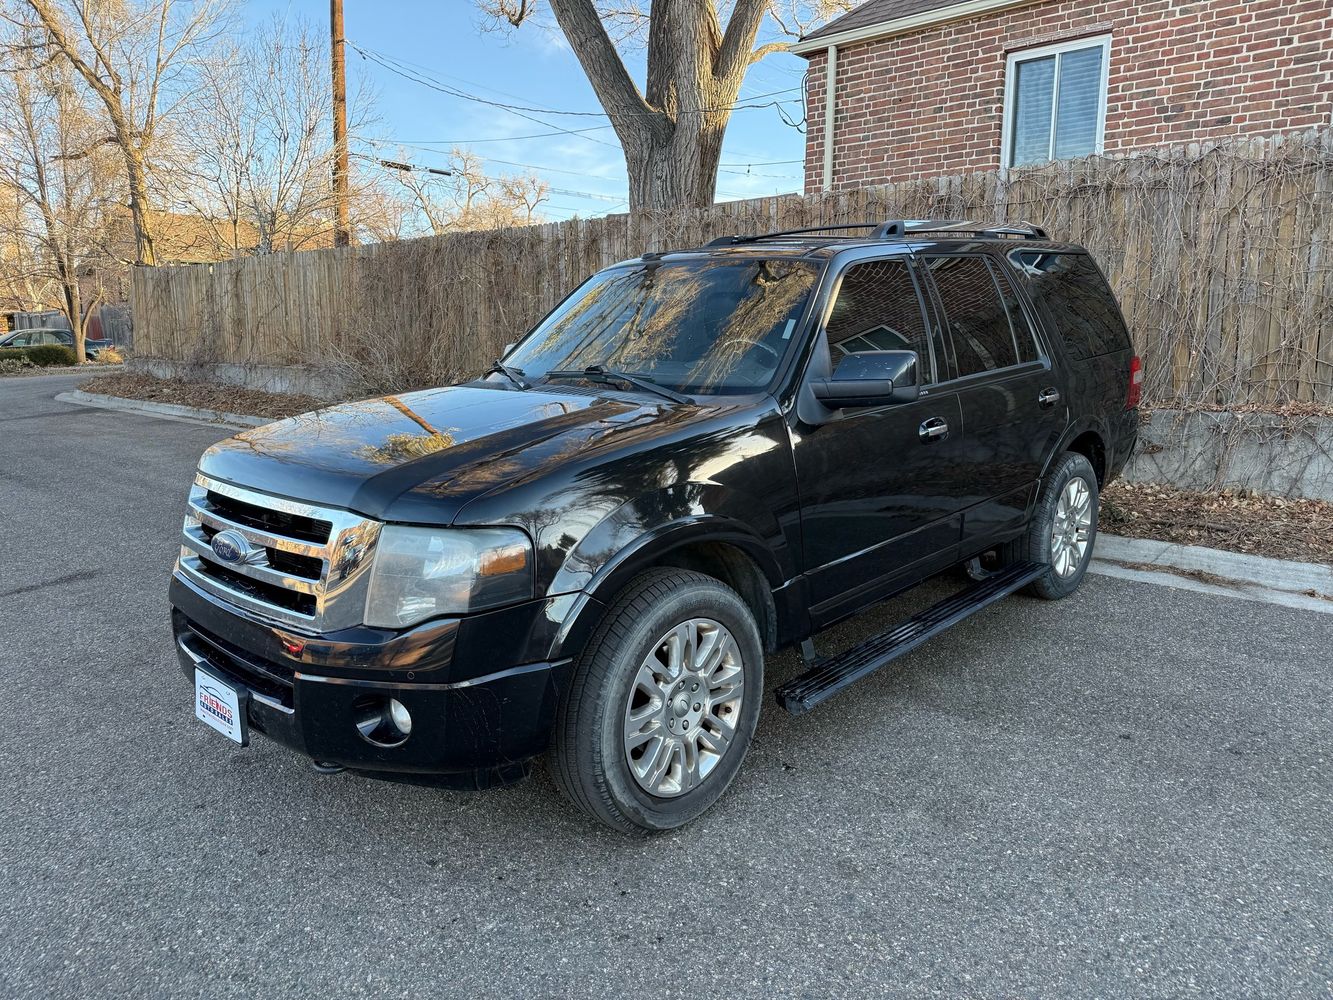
{"left": 131, "top": 129, "right": 1333, "bottom": 407}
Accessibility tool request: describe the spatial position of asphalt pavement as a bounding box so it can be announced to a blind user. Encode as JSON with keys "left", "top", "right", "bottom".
{"left": 2, "top": 371, "right": 1331, "bottom": 999}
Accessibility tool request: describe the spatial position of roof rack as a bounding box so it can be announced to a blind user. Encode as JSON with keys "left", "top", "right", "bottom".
{"left": 705, "top": 223, "right": 881, "bottom": 247}
{"left": 705, "top": 218, "right": 1048, "bottom": 247}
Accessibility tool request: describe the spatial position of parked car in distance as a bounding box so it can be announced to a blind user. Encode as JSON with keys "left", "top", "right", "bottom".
{"left": 170, "top": 219, "right": 1140, "bottom": 833}
{"left": 0, "top": 327, "right": 113, "bottom": 360}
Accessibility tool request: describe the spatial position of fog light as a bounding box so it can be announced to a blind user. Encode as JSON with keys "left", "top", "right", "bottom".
{"left": 387, "top": 698, "right": 412, "bottom": 736}
{"left": 352, "top": 695, "right": 412, "bottom": 747}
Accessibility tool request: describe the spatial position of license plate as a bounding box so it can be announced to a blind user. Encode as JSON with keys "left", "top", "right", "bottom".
{"left": 195, "top": 669, "right": 249, "bottom": 746}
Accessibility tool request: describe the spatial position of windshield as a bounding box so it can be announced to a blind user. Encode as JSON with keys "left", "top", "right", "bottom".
{"left": 504, "top": 257, "right": 819, "bottom": 395}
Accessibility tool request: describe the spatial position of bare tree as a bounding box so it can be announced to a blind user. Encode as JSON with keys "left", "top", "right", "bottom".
{"left": 180, "top": 15, "right": 353, "bottom": 255}
{"left": 18, "top": 0, "right": 233, "bottom": 264}
{"left": 391, "top": 149, "right": 549, "bottom": 236}
{"left": 0, "top": 17, "right": 118, "bottom": 361}
{"left": 477, "top": 0, "right": 850, "bottom": 211}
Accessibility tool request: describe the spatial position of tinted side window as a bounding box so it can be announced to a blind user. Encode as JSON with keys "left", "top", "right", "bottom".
{"left": 925, "top": 256, "right": 1019, "bottom": 376}
{"left": 990, "top": 265, "right": 1040, "bottom": 363}
{"left": 1013, "top": 251, "right": 1130, "bottom": 360}
{"left": 826, "top": 258, "right": 934, "bottom": 382}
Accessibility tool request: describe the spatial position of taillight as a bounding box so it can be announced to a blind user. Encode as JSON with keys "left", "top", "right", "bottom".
{"left": 1126, "top": 355, "right": 1143, "bottom": 410}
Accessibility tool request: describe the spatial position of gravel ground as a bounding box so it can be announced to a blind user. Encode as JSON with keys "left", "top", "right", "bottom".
{"left": 3, "top": 372, "right": 1332, "bottom": 999}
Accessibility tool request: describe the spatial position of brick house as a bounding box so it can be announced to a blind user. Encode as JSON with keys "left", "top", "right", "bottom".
{"left": 794, "top": 0, "right": 1333, "bottom": 192}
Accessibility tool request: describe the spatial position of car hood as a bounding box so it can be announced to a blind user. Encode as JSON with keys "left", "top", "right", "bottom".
{"left": 198, "top": 383, "right": 700, "bottom": 524}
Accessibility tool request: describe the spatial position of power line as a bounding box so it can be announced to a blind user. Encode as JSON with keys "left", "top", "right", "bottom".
{"left": 386, "top": 125, "right": 619, "bottom": 146}
{"left": 548, "top": 186, "right": 622, "bottom": 202}
{"left": 361, "top": 154, "right": 622, "bottom": 206}
{"left": 348, "top": 43, "right": 622, "bottom": 150}
{"left": 349, "top": 41, "right": 801, "bottom": 122}
{"left": 364, "top": 136, "right": 803, "bottom": 178}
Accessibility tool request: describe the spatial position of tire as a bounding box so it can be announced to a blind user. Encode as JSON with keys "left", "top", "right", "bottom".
{"left": 549, "top": 568, "right": 764, "bottom": 834}
{"left": 1015, "top": 451, "right": 1100, "bottom": 600}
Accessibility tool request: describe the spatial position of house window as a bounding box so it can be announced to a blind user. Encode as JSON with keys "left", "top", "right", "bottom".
{"left": 1004, "top": 35, "right": 1110, "bottom": 168}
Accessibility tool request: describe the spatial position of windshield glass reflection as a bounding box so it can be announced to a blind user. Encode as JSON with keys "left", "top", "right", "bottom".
{"left": 505, "top": 258, "right": 818, "bottom": 395}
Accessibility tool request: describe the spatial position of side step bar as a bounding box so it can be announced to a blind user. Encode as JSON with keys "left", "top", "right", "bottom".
{"left": 775, "top": 561, "right": 1046, "bottom": 716}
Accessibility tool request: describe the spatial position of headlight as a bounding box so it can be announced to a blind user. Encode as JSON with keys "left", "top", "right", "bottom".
{"left": 364, "top": 526, "right": 534, "bottom": 628}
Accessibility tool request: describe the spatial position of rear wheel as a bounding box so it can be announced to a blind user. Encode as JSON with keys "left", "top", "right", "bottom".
{"left": 1019, "top": 451, "right": 1099, "bottom": 599}
{"left": 549, "top": 568, "right": 763, "bottom": 833}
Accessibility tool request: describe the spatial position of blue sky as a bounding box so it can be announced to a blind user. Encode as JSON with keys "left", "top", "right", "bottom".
{"left": 243, "top": 1, "right": 812, "bottom": 221}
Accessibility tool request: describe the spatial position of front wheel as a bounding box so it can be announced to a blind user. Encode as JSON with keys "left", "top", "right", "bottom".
{"left": 549, "top": 568, "right": 764, "bottom": 833}
{"left": 1019, "top": 451, "right": 1100, "bottom": 600}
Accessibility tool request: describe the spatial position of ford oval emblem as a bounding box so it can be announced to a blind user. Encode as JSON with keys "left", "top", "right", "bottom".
{"left": 210, "top": 529, "right": 251, "bottom": 565}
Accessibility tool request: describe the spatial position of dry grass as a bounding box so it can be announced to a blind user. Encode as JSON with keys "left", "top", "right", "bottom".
{"left": 1102, "top": 480, "right": 1333, "bottom": 566}
{"left": 81, "top": 372, "right": 326, "bottom": 420}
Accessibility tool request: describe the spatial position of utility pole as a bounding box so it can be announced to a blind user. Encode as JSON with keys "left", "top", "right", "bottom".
{"left": 330, "top": 0, "right": 350, "bottom": 247}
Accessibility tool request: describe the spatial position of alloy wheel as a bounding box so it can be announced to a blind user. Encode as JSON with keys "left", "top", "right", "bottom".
{"left": 1051, "top": 476, "right": 1093, "bottom": 577}
{"left": 622, "top": 618, "right": 745, "bottom": 798}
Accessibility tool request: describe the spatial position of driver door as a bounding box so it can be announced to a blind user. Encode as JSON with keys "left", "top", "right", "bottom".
{"left": 791, "top": 252, "right": 969, "bottom": 623}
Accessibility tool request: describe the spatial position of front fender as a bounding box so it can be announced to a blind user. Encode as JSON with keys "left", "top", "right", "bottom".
{"left": 549, "top": 482, "right": 790, "bottom": 597}
{"left": 543, "top": 483, "right": 792, "bottom": 661}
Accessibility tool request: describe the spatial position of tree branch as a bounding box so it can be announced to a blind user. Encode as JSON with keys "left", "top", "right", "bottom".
{"left": 715, "top": 0, "right": 767, "bottom": 82}
{"left": 24, "top": 0, "right": 117, "bottom": 104}
{"left": 748, "top": 39, "right": 790, "bottom": 64}
{"left": 547, "top": 0, "right": 655, "bottom": 129}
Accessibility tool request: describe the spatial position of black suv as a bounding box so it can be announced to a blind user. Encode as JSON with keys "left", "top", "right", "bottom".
{"left": 171, "top": 219, "right": 1140, "bottom": 832}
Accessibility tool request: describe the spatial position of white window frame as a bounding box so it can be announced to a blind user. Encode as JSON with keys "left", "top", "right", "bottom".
{"left": 1001, "top": 34, "right": 1112, "bottom": 170}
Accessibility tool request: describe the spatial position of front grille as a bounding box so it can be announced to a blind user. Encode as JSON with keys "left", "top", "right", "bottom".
{"left": 196, "top": 560, "right": 317, "bottom": 616}
{"left": 178, "top": 474, "right": 382, "bottom": 631}
{"left": 198, "top": 522, "right": 323, "bottom": 580}
{"left": 205, "top": 489, "right": 331, "bottom": 543}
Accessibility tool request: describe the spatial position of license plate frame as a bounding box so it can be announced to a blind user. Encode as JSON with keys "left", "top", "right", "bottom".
{"left": 194, "top": 668, "right": 249, "bottom": 746}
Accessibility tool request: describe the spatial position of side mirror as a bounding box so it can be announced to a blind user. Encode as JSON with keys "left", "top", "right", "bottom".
{"left": 811, "top": 350, "right": 920, "bottom": 408}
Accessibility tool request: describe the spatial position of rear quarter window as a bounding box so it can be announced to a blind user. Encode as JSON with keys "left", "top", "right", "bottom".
{"left": 1012, "top": 251, "right": 1130, "bottom": 360}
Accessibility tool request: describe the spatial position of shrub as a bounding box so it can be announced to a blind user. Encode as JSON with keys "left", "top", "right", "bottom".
{"left": 24, "top": 344, "right": 78, "bottom": 366}
{"left": 0, "top": 347, "right": 27, "bottom": 363}
{"left": 0, "top": 355, "right": 35, "bottom": 374}
{"left": 96, "top": 345, "right": 125, "bottom": 364}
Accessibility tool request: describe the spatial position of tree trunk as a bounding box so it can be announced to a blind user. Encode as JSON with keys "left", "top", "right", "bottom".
{"left": 547, "top": 0, "right": 767, "bottom": 212}
{"left": 62, "top": 277, "right": 85, "bottom": 364}
{"left": 625, "top": 115, "right": 728, "bottom": 211}
{"left": 122, "top": 146, "right": 157, "bottom": 265}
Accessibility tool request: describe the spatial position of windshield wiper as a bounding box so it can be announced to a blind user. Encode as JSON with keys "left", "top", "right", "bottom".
{"left": 544, "top": 365, "right": 690, "bottom": 404}
{"left": 487, "top": 360, "right": 531, "bottom": 390}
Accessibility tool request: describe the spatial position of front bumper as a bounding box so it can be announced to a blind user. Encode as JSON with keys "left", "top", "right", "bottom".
{"left": 171, "top": 573, "right": 574, "bottom": 785}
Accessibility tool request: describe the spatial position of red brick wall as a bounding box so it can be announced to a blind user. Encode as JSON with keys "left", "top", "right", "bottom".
{"left": 803, "top": 0, "right": 1333, "bottom": 192}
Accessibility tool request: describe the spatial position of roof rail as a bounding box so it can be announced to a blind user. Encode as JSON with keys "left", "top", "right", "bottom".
{"left": 872, "top": 219, "right": 1049, "bottom": 240}
{"left": 705, "top": 218, "right": 1048, "bottom": 248}
{"left": 705, "top": 223, "right": 881, "bottom": 247}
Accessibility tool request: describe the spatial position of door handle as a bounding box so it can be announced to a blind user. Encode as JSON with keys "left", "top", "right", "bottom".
{"left": 1038, "top": 387, "right": 1061, "bottom": 408}
{"left": 919, "top": 417, "right": 949, "bottom": 442}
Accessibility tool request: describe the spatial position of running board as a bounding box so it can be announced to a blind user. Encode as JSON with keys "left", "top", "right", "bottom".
{"left": 775, "top": 561, "right": 1046, "bottom": 717}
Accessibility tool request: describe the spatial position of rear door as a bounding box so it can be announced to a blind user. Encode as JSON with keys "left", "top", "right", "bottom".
{"left": 791, "top": 252, "right": 969, "bottom": 621}
{"left": 916, "top": 253, "right": 1066, "bottom": 548}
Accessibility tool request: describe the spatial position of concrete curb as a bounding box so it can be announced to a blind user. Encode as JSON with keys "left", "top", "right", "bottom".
{"left": 56, "top": 389, "right": 269, "bottom": 428}
{"left": 1091, "top": 533, "right": 1333, "bottom": 614}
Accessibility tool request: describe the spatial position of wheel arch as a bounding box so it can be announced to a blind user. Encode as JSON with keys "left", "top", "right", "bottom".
{"left": 1043, "top": 419, "right": 1109, "bottom": 487}
{"left": 547, "top": 516, "right": 788, "bottom": 664}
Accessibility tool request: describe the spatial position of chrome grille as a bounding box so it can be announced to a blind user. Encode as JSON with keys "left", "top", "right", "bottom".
{"left": 178, "top": 473, "right": 382, "bottom": 631}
